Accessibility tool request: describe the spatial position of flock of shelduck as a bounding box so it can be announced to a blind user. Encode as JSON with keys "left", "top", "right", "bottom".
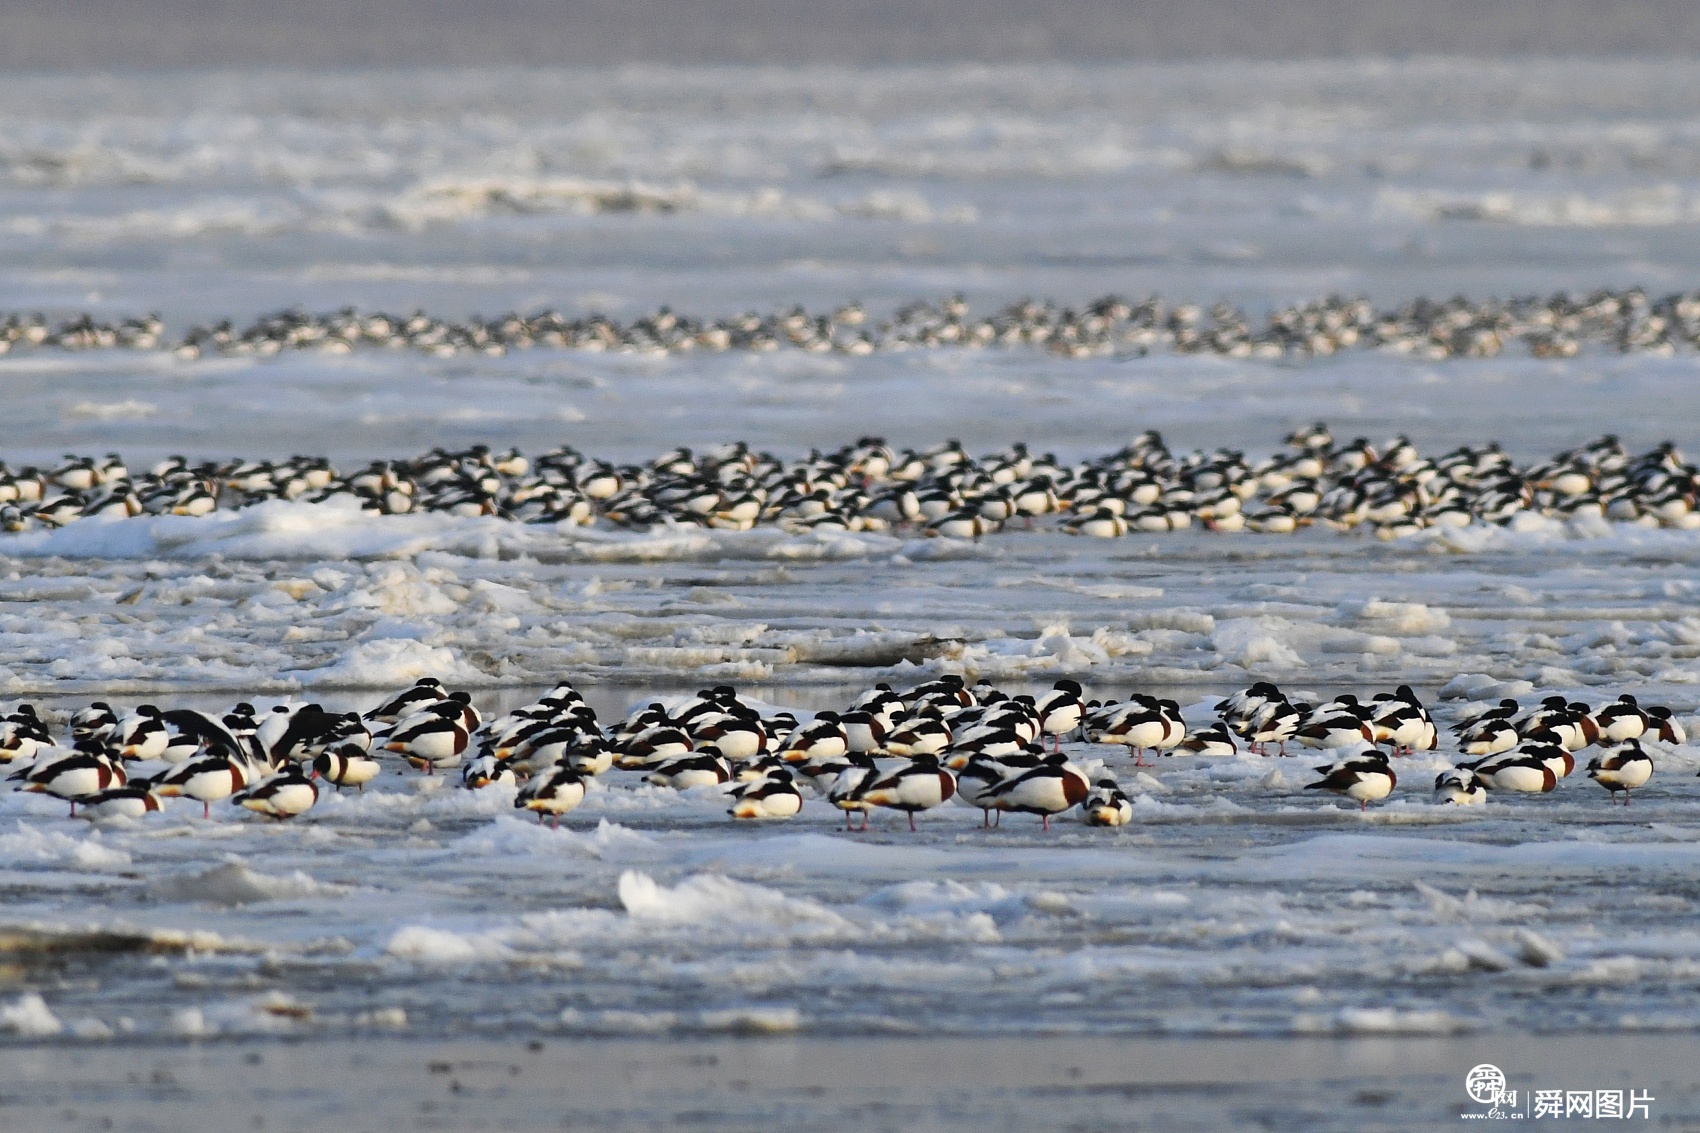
{"left": 2, "top": 673, "right": 1688, "bottom": 829}
{"left": 5, "top": 287, "right": 1700, "bottom": 362}
{"left": 2, "top": 425, "right": 1696, "bottom": 540}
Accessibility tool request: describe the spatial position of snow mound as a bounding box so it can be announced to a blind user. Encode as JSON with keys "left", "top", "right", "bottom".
{"left": 385, "top": 926, "right": 512, "bottom": 964}
{"left": 0, "top": 993, "right": 62, "bottom": 1037}
{"left": 290, "top": 639, "right": 466, "bottom": 689}
{"left": 151, "top": 862, "right": 344, "bottom": 905}
{"left": 1213, "top": 618, "right": 1306, "bottom": 669}
{"left": 618, "top": 870, "right": 853, "bottom": 933}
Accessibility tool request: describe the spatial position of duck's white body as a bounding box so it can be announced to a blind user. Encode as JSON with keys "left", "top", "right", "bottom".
{"left": 991, "top": 761, "right": 1090, "bottom": 829}
{"left": 1433, "top": 767, "right": 1487, "bottom": 805}
{"left": 1472, "top": 753, "right": 1557, "bottom": 793}
{"left": 861, "top": 758, "right": 956, "bottom": 830}
{"left": 155, "top": 753, "right": 248, "bottom": 817}
{"left": 235, "top": 770, "right": 319, "bottom": 820}
{"left": 516, "top": 767, "right": 587, "bottom": 826}
{"left": 1588, "top": 743, "right": 1652, "bottom": 804}
{"left": 1081, "top": 777, "right": 1134, "bottom": 826}
{"left": 729, "top": 771, "right": 803, "bottom": 819}
{"left": 77, "top": 786, "right": 163, "bottom": 821}
{"left": 1304, "top": 756, "right": 1396, "bottom": 810}
{"left": 645, "top": 751, "right": 731, "bottom": 790}
{"left": 313, "top": 746, "right": 382, "bottom": 790}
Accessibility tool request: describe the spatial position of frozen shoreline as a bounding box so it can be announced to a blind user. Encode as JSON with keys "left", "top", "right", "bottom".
{"left": 1, "top": 1032, "right": 1693, "bottom": 1131}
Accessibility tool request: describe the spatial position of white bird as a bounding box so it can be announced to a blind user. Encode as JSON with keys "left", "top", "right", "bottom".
{"left": 76, "top": 786, "right": 163, "bottom": 821}
{"left": 255, "top": 704, "right": 302, "bottom": 757}
{"left": 1519, "top": 741, "right": 1575, "bottom": 781}
{"left": 689, "top": 715, "right": 768, "bottom": 762}
{"left": 152, "top": 752, "right": 248, "bottom": 818}
{"left": 1466, "top": 751, "right": 1557, "bottom": 794}
{"left": 1295, "top": 711, "right": 1375, "bottom": 751}
{"left": 616, "top": 725, "right": 693, "bottom": 770}
{"left": 728, "top": 769, "right": 803, "bottom": 819}
{"left": 1588, "top": 742, "right": 1653, "bottom": 805}
{"left": 839, "top": 710, "right": 890, "bottom": 755}
{"left": 1452, "top": 697, "right": 1520, "bottom": 733}
{"left": 503, "top": 726, "right": 584, "bottom": 773}
{"left": 1217, "top": 682, "right": 1283, "bottom": 729}
{"left": 1303, "top": 753, "right": 1395, "bottom": 811}
{"left": 1370, "top": 688, "right": 1437, "bottom": 753}
{"left": 990, "top": 757, "right": 1091, "bottom": 830}
{"left": 516, "top": 766, "right": 587, "bottom": 827}
{"left": 69, "top": 702, "right": 119, "bottom": 742}
{"left": 1088, "top": 696, "right": 1182, "bottom": 764}
{"left": 1082, "top": 776, "right": 1134, "bottom": 826}
{"left": 953, "top": 754, "right": 1021, "bottom": 827}
{"left": 1594, "top": 695, "right": 1649, "bottom": 743}
{"left": 1433, "top": 767, "right": 1486, "bottom": 805}
{"left": 860, "top": 755, "right": 956, "bottom": 831}
{"left": 1064, "top": 506, "right": 1128, "bottom": 538}
{"left": 113, "top": 706, "right": 170, "bottom": 761}
{"left": 943, "top": 729, "right": 1032, "bottom": 769}
{"left": 234, "top": 766, "right": 319, "bottom": 820}
{"left": 383, "top": 705, "right": 469, "bottom": 773}
{"left": 1244, "top": 698, "right": 1302, "bottom": 756}
{"left": 827, "top": 754, "right": 880, "bottom": 831}
{"left": 1456, "top": 716, "right": 1519, "bottom": 757}
{"left": 1174, "top": 723, "right": 1237, "bottom": 756}
{"left": 11, "top": 746, "right": 127, "bottom": 816}
{"left": 460, "top": 753, "right": 517, "bottom": 790}
{"left": 1034, "top": 680, "right": 1086, "bottom": 751}
{"left": 776, "top": 713, "right": 849, "bottom": 764}
{"left": 645, "top": 750, "right": 731, "bottom": 790}
{"left": 364, "top": 677, "right": 447, "bottom": 723}
{"left": 1648, "top": 707, "right": 1686, "bottom": 745}
{"left": 561, "top": 738, "right": 614, "bottom": 777}
{"left": 0, "top": 706, "right": 53, "bottom": 766}
{"left": 155, "top": 708, "right": 245, "bottom": 765}
{"left": 883, "top": 716, "right": 952, "bottom": 757}
{"left": 312, "top": 744, "right": 382, "bottom": 791}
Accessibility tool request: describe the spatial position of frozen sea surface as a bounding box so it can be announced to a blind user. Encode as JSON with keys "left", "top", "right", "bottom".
{"left": 8, "top": 60, "right": 1700, "bottom": 332}
{"left": 0, "top": 64, "right": 1699, "bottom": 1126}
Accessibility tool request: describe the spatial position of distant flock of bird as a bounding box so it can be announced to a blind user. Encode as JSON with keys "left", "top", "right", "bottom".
{"left": 3, "top": 288, "right": 1700, "bottom": 362}
{"left": 2, "top": 673, "right": 1688, "bottom": 830}
{"left": 3, "top": 425, "right": 1697, "bottom": 540}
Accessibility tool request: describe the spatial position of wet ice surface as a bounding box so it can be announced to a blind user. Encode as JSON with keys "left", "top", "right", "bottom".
{"left": 11, "top": 59, "right": 1700, "bottom": 333}
{"left": 21, "top": 528, "right": 1700, "bottom": 1057}
{"left": 0, "top": 514, "right": 1698, "bottom": 696}
{"left": 4, "top": 721, "right": 1700, "bottom": 1046}
{"left": 2, "top": 60, "right": 1700, "bottom": 1055}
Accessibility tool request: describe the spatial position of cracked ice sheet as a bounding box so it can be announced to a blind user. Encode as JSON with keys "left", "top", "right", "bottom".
{"left": 2, "top": 497, "right": 1699, "bottom": 1047}
{"left": 0, "top": 519, "right": 1696, "bottom": 701}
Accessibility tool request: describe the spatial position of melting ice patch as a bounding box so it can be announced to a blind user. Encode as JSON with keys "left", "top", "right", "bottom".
{"left": 1296, "top": 1007, "right": 1467, "bottom": 1035}
{"left": 452, "top": 816, "right": 652, "bottom": 860}
{"left": 1213, "top": 618, "right": 1307, "bottom": 670}
{"left": 150, "top": 861, "right": 346, "bottom": 906}
{"left": 0, "top": 993, "right": 62, "bottom": 1037}
{"left": 618, "top": 871, "right": 855, "bottom": 935}
{"left": 0, "top": 823, "right": 130, "bottom": 869}
{"left": 289, "top": 638, "right": 465, "bottom": 689}
{"left": 385, "top": 926, "right": 513, "bottom": 965}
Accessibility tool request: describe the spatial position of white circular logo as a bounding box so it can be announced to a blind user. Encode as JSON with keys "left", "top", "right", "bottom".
{"left": 1466, "top": 1064, "right": 1507, "bottom": 1105}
